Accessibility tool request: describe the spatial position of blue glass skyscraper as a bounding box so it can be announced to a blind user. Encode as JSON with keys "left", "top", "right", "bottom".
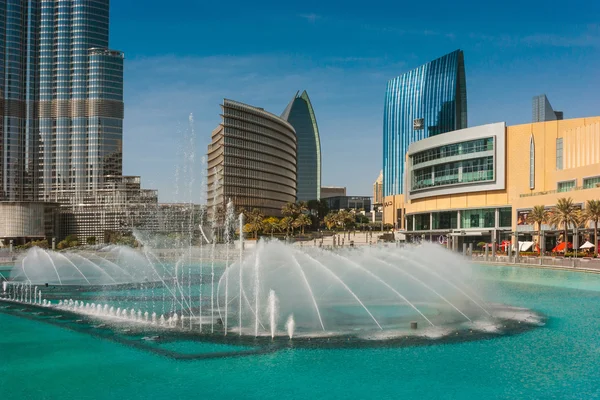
{"left": 383, "top": 50, "right": 467, "bottom": 197}
{"left": 0, "top": 0, "right": 124, "bottom": 201}
{"left": 281, "top": 90, "right": 322, "bottom": 201}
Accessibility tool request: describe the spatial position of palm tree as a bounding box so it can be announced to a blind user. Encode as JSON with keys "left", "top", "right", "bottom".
{"left": 549, "top": 197, "right": 580, "bottom": 249}
{"left": 526, "top": 205, "right": 549, "bottom": 254}
{"left": 294, "top": 214, "right": 312, "bottom": 235}
{"left": 297, "top": 201, "right": 308, "bottom": 214}
{"left": 263, "top": 216, "right": 281, "bottom": 238}
{"left": 583, "top": 199, "right": 600, "bottom": 258}
{"left": 281, "top": 202, "right": 298, "bottom": 219}
{"left": 246, "top": 208, "right": 264, "bottom": 239}
{"left": 279, "top": 216, "right": 295, "bottom": 237}
{"left": 324, "top": 212, "right": 338, "bottom": 230}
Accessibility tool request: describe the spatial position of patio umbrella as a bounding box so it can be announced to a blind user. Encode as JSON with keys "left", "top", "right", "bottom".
{"left": 580, "top": 241, "right": 595, "bottom": 249}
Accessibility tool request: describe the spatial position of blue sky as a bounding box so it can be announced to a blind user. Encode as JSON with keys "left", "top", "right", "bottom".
{"left": 112, "top": 0, "right": 600, "bottom": 203}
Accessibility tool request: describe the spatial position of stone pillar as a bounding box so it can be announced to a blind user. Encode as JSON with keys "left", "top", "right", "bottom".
{"left": 462, "top": 243, "right": 467, "bottom": 257}
{"left": 485, "top": 245, "right": 489, "bottom": 261}
{"left": 52, "top": 237, "right": 56, "bottom": 250}
{"left": 468, "top": 243, "right": 473, "bottom": 257}
{"left": 9, "top": 240, "right": 13, "bottom": 253}
{"left": 491, "top": 230, "right": 497, "bottom": 259}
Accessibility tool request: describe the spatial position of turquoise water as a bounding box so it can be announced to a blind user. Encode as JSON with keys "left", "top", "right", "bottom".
{"left": 2, "top": 265, "right": 600, "bottom": 399}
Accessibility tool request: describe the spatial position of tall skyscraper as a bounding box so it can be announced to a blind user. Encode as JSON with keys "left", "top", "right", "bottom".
{"left": 383, "top": 50, "right": 467, "bottom": 197}
{"left": 532, "top": 94, "right": 563, "bottom": 122}
{"left": 207, "top": 99, "right": 297, "bottom": 217}
{"left": 0, "top": 1, "right": 124, "bottom": 202}
{"left": 281, "top": 90, "right": 321, "bottom": 201}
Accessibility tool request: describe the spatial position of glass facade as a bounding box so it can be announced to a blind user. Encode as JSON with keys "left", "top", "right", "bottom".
{"left": 406, "top": 207, "right": 509, "bottom": 232}
{"left": 461, "top": 208, "right": 495, "bottom": 229}
{"left": 281, "top": 90, "right": 321, "bottom": 201}
{"left": 0, "top": 1, "right": 124, "bottom": 202}
{"left": 383, "top": 50, "right": 467, "bottom": 196}
{"left": 557, "top": 180, "right": 576, "bottom": 193}
{"left": 583, "top": 176, "right": 600, "bottom": 189}
{"left": 432, "top": 211, "right": 458, "bottom": 230}
{"left": 499, "top": 208, "right": 512, "bottom": 228}
{"left": 412, "top": 156, "right": 494, "bottom": 191}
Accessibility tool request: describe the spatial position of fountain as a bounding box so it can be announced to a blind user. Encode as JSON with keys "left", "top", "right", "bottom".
{"left": 0, "top": 215, "right": 543, "bottom": 347}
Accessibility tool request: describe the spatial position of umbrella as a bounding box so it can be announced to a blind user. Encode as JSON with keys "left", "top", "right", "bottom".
{"left": 552, "top": 242, "right": 573, "bottom": 252}
{"left": 580, "top": 241, "right": 595, "bottom": 249}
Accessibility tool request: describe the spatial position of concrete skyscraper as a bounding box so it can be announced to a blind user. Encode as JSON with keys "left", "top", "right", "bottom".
{"left": 281, "top": 91, "right": 322, "bottom": 201}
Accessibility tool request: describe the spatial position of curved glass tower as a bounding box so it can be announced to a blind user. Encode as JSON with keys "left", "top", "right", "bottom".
{"left": 281, "top": 90, "right": 322, "bottom": 201}
{"left": 383, "top": 50, "right": 467, "bottom": 197}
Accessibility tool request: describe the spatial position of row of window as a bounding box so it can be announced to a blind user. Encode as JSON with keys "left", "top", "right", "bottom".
{"left": 412, "top": 156, "right": 494, "bottom": 190}
{"left": 406, "top": 208, "right": 512, "bottom": 231}
{"left": 411, "top": 137, "right": 494, "bottom": 166}
{"left": 557, "top": 176, "right": 600, "bottom": 192}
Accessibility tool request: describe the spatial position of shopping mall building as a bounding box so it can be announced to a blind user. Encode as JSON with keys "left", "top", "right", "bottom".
{"left": 383, "top": 117, "right": 600, "bottom": 250}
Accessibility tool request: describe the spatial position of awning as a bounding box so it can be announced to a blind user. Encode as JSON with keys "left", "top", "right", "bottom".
{"left": 552, "top": 242, "right": 573, "bottom": 252}
{"left": 580, "top": 241, "right": 595, "bottom": 249}
{"left": 515, "top": 241, "right": 534, "bottom": 252}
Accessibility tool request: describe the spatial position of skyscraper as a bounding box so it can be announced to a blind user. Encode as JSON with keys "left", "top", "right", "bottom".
{"left": 0, "top": 1, "right": 158, "bottom": 244}
{"left": 373, "top": 170, "right": 383, "bottom": 206}
{"left": 281, "top": 90, "right": 321, "bottom": 201}
{"left": 532, "top": 94, "right": 563, "bottom": 122}
{"left": 383, "top": 50, "right": 467, "bottom": 197}
{"left": 207, "top": 99, "right": 297, "bottom": 217}
{"left": 0, "top": 1, "right": 124, "bottom": 202}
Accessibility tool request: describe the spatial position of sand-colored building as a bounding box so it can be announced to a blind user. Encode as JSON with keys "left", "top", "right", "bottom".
{"left": 383, "top": 117, "right": 600, "bottom": 249}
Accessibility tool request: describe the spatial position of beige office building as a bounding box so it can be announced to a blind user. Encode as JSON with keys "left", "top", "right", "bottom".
{"left": 207, "top": 99, "right": 297, "bottom": 217}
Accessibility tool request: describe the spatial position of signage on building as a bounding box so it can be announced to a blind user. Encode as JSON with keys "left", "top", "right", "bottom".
{"left": 413, "top": 118, "right": 424, "bottom": 130}
{"left": 384, "top": 201, "right": 393, "bottom": 207}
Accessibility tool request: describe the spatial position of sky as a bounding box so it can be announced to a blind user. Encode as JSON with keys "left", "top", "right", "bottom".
{"left": 110, "top": 0, "right": 600, "bottom": 203}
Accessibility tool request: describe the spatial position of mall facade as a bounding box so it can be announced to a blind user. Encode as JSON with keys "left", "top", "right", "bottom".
{"left": 383, "top": 117, "right": 600, "bottom": 249}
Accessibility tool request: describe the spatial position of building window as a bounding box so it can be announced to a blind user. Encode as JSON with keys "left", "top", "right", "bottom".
{"left": 557, "top": 180, "right": 576, "bottom": 193}
{"left": 499, "top": 208, "right": 512, "bottom": 227}
{"left": 432, "top": 211, "right": 458, "bottom": 230}
{"left": 583, "top": 176, "right": 600, "bottom": 189}
{"left": 556, "top": 138, "right": 563, "bottom": 170}
{"left": 529, "top": 135, "right": 535, "bottom": 190}
{"left": 406, "top": 215, "right": 414, "bottom": 231}
{"left": 414, "top": 213, "right": 431, "bottom": 231}
{"left": 461, "top": 208, "right": 495, "bottom": 229}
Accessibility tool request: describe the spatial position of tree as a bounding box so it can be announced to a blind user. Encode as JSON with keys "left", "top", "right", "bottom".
{"left": 526, "top": 205, "right": 549, "bottom": 254}
{"left": 294, "top": 214, "right": 312, "bottom": 235}
{"left": 583, "top": 199, "right": 600, "bottom": 258}
{"left": 279, "top": 216, "right": 294, "bottom": 237}
{"left": 549, "top": 197, "right": 580, "bottom": 248}
{"left": 263, "top": 216, "right": 281, "bottom": 237}
{"left": 337, "top": 209, "right": 354, "bottom": 231}
{"left": 297, "top": 201, "right": 308, "bottom": 215}
{"left": 86, "top": 237, "right": 97, "bottom": 245}
{"left": 246, "top": 208, "right": 264, "bottom": 239}
{"left": 324, "top": 212, "right": 338, "bottom": 230}
{"left": 282, "top": 202, "right": 299, "bottom": 219}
